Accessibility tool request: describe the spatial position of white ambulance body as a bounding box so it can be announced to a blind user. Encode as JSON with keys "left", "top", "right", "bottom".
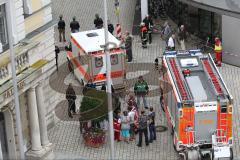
{"left": 67, "top": 29, "right": 126, "bottom": 91}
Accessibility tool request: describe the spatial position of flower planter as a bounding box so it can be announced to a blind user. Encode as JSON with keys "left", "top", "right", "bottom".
{"left": 83, "top": 128, "right": 106, "bottom": 148}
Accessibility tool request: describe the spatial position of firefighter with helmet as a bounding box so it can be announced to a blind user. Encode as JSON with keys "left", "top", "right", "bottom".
{"left": 214, "top": 37, "right": 222, "bottom": 67}
{"left": 140, "top": 22, "right": 148, "bottom": 48}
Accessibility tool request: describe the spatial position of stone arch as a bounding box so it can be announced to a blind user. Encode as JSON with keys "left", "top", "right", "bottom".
{"left": 2, "top": 105, "right": 17, "bottom": 159}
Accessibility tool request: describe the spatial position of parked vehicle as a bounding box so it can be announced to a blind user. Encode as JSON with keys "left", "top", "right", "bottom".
{"left": 161, "top": 50, "right": 233, "bottom": 160}
{"left": 67, "top": 29, "right": 126, "bottom": 92}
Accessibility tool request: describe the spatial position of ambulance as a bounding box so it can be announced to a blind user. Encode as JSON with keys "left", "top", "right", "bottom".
{"left": 67, "top": 29, "right": 126, "bottom": 92}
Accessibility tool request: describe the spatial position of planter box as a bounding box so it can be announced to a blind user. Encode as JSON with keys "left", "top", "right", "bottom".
{"left": 83, "top": 131, "right": 106, "bottom": 148}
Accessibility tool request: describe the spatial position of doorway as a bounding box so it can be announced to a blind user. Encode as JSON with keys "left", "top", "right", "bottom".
{"left": 0, "top": 112, "right": 8, "bottom": 159}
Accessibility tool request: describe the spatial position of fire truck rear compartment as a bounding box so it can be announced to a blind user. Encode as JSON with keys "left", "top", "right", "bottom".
{"left": 166, "top": 55, "right": 226, "bottom": 102}
{"left": 166, "top": 55, "right": 229, "bottom": 142}
{"left": 163, "top": 51, "right": 233, "bottom": 159}
{"left": 194, "top": 110, "right": 217, "bottom": 143}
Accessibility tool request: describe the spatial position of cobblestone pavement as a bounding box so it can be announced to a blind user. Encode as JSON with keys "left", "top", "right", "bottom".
{"left": 49, "top": 0, "right": 240, "bottom": 159}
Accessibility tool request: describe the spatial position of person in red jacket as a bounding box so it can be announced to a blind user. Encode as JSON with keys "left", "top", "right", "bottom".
{"left": 140, "top": 23, "right": 148, "bottom": 48}
{"left": 114, "top": 110, "right": 121, "bottom": 141}
{"left": 214, "top": 37, "right": 222, "bottom": 67}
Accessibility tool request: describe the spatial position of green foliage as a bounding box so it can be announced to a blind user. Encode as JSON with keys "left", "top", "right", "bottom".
{"left": 80, "top": 88, "right": 107, "bottom": 123}
{"left": 79, "top": 88, "right": 120, "bottom": 123}
{"left": 80, "top": 96, "right": 101, "bottom": 112}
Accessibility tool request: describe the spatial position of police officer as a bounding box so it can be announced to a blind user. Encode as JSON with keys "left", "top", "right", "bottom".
{"left": 70, "top": 16, "right": 80, "bottom": 33}
{"left": 94, "top": 14, "right": 103, "bottom": 29}
{"left": 58, "top": 15, "right": 66, "bottom": 42}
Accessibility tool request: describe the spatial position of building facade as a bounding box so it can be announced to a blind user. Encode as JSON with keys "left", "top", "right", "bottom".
{"left": 0, "top": 0, "right": 56, "bottom": 159}
{"left": 142, "top": 0, "right": 240, "bottom": 66}
{"left": 163, "top": 0, "right": 240, "bottom": 67}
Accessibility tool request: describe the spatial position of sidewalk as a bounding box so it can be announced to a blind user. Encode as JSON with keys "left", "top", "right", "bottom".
{"left": 49, "top": 0, "right": 240, "bottom": 159}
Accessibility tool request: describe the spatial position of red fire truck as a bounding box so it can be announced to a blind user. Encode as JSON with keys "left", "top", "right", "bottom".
{"left": 162, "top": 50, "right": 233, "bottom": 159}
{"left": 67, "top": 29, "right": 126, "bottom": 92}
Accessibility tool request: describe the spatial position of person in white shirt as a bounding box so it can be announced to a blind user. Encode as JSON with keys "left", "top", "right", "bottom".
{"left": 128, "top": 106, "right": 136, "bottom": 140}
{"left": 167, "top": 34, "right": 176, "bottom": 51}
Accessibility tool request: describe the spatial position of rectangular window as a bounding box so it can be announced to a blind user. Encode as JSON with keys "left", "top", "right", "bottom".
{"left": 110, "top": 54, "right": 118, "bottom": 65}
{"left": 95, "top": 57, "right": 103, "bottom": 68}
{"left": 0, "top": 4, "right": 8, "bottom": 52}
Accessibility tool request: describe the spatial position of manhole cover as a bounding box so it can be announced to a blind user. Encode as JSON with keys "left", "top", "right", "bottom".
{"left": 155, "top": 125, "right": 168, "bottom": 132}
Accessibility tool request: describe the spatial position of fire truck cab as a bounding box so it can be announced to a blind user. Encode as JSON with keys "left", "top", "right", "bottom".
{"left": 162, "top": 50, "right": 233, "bottom": 160}
{"left": 67, "top": 29, "right": 126, "bottom": 92}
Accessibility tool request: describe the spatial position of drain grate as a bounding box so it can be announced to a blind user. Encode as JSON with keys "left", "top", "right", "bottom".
{"left": 155, "top": 125, "right": 168, "bottom": 132}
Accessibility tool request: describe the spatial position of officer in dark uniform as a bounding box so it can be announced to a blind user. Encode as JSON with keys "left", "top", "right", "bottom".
{"left": 94, "top": 14, "right": 103, "bottom": 29}
{"left": 108, "top": 20, "right": 114, "bottom": 34}
{"left": 57, "top": 15, "right": 66, "bottom": 42}
{"left": 70, "top": 16, "right": 80, "bottom": 33}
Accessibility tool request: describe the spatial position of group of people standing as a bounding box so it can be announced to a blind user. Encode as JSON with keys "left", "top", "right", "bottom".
{"left": 162, "top": 21, "right": 187, "bottom": 51}
{"left": 114, "top": 76, "right": 156, "bottom": 147}
{"left": 139, "top": 15, "right": 188, "bottom": 51}
{"left": 57, "top": 13, "right": 115, "bottom": 42}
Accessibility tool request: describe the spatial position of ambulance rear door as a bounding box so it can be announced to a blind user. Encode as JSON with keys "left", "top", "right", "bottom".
{"left": 91, "top": 54, "right": 107, "bottom": 84}
{"left": 109, "top": 52, "right": 125, "bottom": 85}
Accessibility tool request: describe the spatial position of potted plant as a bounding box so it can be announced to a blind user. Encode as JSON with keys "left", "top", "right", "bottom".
{"left": 80, "top": 90, "right": 107, "bottom": 148}
{"left": 80, "top": 88, "right": 121, "bottom": 148}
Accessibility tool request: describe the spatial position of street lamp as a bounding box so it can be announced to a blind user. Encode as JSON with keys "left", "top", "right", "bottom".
{"left": 6, "top": 1, "right": 25, "bottom": 159}
{"left": 103, "top": 0, "right": 115, "bottom": 159}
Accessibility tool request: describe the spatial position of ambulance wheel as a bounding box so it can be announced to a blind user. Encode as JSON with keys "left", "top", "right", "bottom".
{"left": 81, "top": 79, "right": 84, "bottom": 86}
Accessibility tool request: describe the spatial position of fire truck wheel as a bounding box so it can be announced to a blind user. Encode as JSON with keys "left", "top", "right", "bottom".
{"left": 211, "top": 150, "right": 214, "bottom": 160}
{"left": 172, "top": 131, "right": 181, "bottom": 152}
{"left": 171, "top": 127, "right": 174, "bottom": 135}
{"left": 187, "top": 150, "right": 200, "bottom": 160}
{"left": 183, "top": 151, "right": 188, "bottom": 160}
{"left": 230, "top": 148, "right": 233, "bottom": 160}
{"left": 172, "top": 133, "right": 177, "bottom": 151}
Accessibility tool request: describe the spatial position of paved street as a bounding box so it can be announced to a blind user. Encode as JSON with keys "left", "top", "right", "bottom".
{"left": 48, "top": 0, "right": 240, "bottom": 159}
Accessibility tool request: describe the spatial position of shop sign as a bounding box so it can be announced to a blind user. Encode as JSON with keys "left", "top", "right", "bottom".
{"left": 3, "top": 80, "right": 25, "bottom": 99}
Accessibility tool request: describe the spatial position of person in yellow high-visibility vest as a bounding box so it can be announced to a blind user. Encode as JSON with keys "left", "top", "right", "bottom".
{"left": 214, "top": 37, "right": 222, "bottom": 67}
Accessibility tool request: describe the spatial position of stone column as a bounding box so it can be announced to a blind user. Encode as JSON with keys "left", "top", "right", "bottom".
{"left": 0, "top": 138, "right": 3, "bottom": 160}
{"left": 141, "top": 0, "right": 148, "bottom": 20}
{"left": 36, "top": 81, "right": 50, "bottom": 147}
{"left": 27, "top": 87, "right": 42, "bottom": 151}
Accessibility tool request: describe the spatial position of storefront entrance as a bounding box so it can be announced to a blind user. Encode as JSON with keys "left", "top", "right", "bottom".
{"left": 163, "top": 0, "right": 222, "bottom": 44}
{"left": 0, "top": 112, "right": 8, "bottom": 159}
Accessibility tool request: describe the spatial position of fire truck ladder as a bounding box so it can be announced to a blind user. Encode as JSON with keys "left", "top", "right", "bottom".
{"left": 169, "top": 58, "right": 189, "bottom": 100}
{"left": 201, "top": 59, "right": 223, "bottom": 95}
{"left": 219, "top": 111, "right": 228, "bottom": 134}
{"left": 202, "top": 58, "right": 228, "bottom": 140}
{"left": 213, "top": 129, "right": 227, "bottom": 145}
{"left": 187, "top": 130, "right": 195, "bottom": 146}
